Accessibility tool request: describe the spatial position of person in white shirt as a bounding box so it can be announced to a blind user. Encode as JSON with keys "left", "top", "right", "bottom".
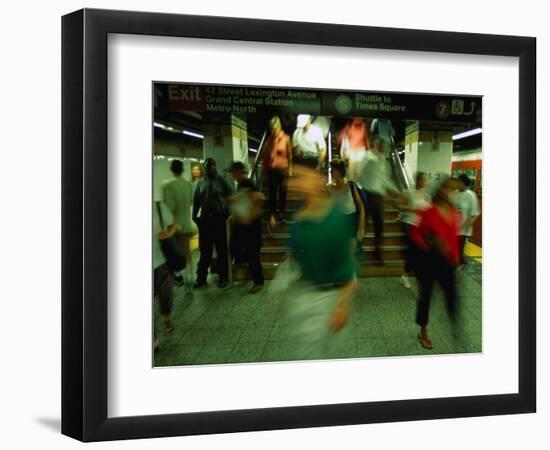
{"left": 452, "top": 174, "right": 481, "bottom": 266}
{"left": 356, "top": 135, "right": 397, "bottom": 264}
{"left": 292, "top": 114, "right": 327, "bottom": 171}
{"left": 162, "top": 159, "right": 196, "bottom": 289}
{"left": 328, "top": 158, "right": 367, "bottom": 260}
{"left": 396, "top": 172, "right": 431, "bottom": 288}
{"left": 338, "top": 117, "right": 371, "bottom": 181}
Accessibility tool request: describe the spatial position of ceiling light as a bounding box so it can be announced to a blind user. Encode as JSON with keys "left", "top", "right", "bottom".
{"left": 452, "top": 127, "right": 482, "bottom": 141}
{"left": 182, "top": 130, "right": 204, "bottom": 139}
{"left": 153, "top": 122, "right": 166, "bottom": 129}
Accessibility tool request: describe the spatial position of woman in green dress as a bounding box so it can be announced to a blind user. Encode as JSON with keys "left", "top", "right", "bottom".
{"left": 272, "top": 164, "right": 358, "bottom": 360}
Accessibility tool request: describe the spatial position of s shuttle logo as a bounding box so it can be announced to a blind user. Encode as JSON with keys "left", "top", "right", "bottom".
{"left": 335, "top": 95, "right": 353, "bottom": 114}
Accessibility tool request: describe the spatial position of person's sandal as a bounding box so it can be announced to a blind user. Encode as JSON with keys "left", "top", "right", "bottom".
{"left": 249, "top": 284, "right": 264, "bottom": 294}
{"left": 418, "top": 333, "right": 433, "bottom": 349}
{"left": 164, "top": 320, "right": 174, "bottom": 334}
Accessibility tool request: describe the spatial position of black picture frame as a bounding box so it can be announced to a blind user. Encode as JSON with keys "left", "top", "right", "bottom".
{"left": 62, "top": 8, "right": 536, "bottom": 442}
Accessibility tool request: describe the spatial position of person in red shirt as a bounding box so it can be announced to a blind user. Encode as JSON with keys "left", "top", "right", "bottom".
{"left": 410, "top": 176, "right": 461, "bottom": 349}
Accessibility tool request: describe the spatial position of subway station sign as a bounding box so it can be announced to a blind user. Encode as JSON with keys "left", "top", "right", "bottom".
{"left": 155, "top": 83, "right": 481, "bottom": 122}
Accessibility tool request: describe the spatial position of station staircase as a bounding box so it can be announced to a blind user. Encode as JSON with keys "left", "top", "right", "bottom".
{"left": 233, "top": 124, "right": 413, "bottom": 281}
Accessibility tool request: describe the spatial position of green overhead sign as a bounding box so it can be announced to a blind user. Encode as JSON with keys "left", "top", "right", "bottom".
{"left": 155, "top": 83, "right": 481, "bottom": 123}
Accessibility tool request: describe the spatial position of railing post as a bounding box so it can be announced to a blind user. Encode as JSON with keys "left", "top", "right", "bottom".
{"left": 226, "top": 216, "right": 234, "bottom": 286}
{"left": 388, "top": 135, "right": 412, "bottom": 191}
{"left": 248, "top": 131, "right": 267, "bottom": 190}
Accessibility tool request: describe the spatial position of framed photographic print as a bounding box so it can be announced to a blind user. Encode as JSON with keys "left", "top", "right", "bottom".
{"left": 62, "top": 8, "right": 536, "bottom": 442}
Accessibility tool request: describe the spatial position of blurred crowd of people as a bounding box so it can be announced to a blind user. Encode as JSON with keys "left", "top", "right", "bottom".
{"left": 153, "top": 115, "right": 480, "bottom": 356}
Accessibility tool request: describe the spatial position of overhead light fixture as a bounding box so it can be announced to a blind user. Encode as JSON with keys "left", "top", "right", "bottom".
{"left": 249, "top": 148, "right": 258, "bottom": 153}
{"left": 153, "top": 122, "right": 166, "bottom": 129}
{"left": 183, "top": 111, "right": 203, "bottom": 120}
{"left": 182, "top": 130, "right": 204, "bottom": 139}
{"left": 452, "top": 127, "right": 482, "bottom": 141}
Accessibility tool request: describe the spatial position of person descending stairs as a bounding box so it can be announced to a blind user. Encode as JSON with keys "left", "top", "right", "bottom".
{"left": 233, "top": 119, "right": 412, "bottom": 282}
{"left": 233, "top": 183, "right": 408, "bottom": 281}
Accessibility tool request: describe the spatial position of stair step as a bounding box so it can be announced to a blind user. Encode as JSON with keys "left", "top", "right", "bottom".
{"left": 384, "top": 199, "right": 398, "bottom": 206}
{"left": 363, "top": 248, "right": 406, "bottom": 261}
{"left": 259, "top": 245, "right": 406, "bottom": 262}
{"left": 233, "top": 260, "right": 406, "bottom": 280}
{"left": 367, "top": 221, "right": 403, "bottom": 232}
{"left": 263, "top": 208, "right": 401, "bottom": 217}
{"left": 260, "top": 244, "right": 406, "bottom": 252}
{"left": 261, "top": 221, "right": 294, "bottom": 233}
{"left": 262, "top": 219, "right": 404, "bottom": 233}
{"left": 262, "top": 232, "right": 406, "bottom": 247}
{"left": 263, "top": 232, "right": 405, "bottom": 239}
{"left": 261, "top": 191, "right": 302, "bottom": 200}
{"left": 364, "top": 235, "right": 405, "bottom": 246}
{"left": 383, "top": 210, "right": 401, "bottom": 220}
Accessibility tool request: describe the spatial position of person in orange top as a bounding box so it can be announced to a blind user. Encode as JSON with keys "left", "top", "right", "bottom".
{"left": 263, "top": 116, "right": 292, "bottom": 226}
{"left": 338, "top": 117, "right": 371, "bottom": 180}
{"left": 410, "top": 176, "right": 462, "bottom": 350}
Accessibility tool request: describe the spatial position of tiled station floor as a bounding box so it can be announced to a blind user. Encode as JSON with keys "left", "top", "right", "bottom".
{"left": 154, "top": 256, "right": 482, "bottom": 367}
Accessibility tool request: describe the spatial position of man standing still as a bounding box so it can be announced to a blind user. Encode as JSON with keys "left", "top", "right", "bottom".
{"left": 162, "top": 159, "right": 195, "bottom": 288}
{"left": 357, "top": 136, "right": 397, "bottom": 264}
{"left": 452, "top": 174, "right": 480, "bottom": 266}
{"left": 192, "top": 158, "right": 233, "bottom": 289}
{"left": 228, "top": 161, "right": 265, "bottom": 293}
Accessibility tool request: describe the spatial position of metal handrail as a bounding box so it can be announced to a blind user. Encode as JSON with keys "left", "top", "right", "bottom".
{"left": 248, "top": 131, "right": 267, "bottom": 190}
{"left": 401, "top": 156, "right": 415, "bottom": 190}
{"left": 388, "top": 135, "right": 413, "bottom": 191}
